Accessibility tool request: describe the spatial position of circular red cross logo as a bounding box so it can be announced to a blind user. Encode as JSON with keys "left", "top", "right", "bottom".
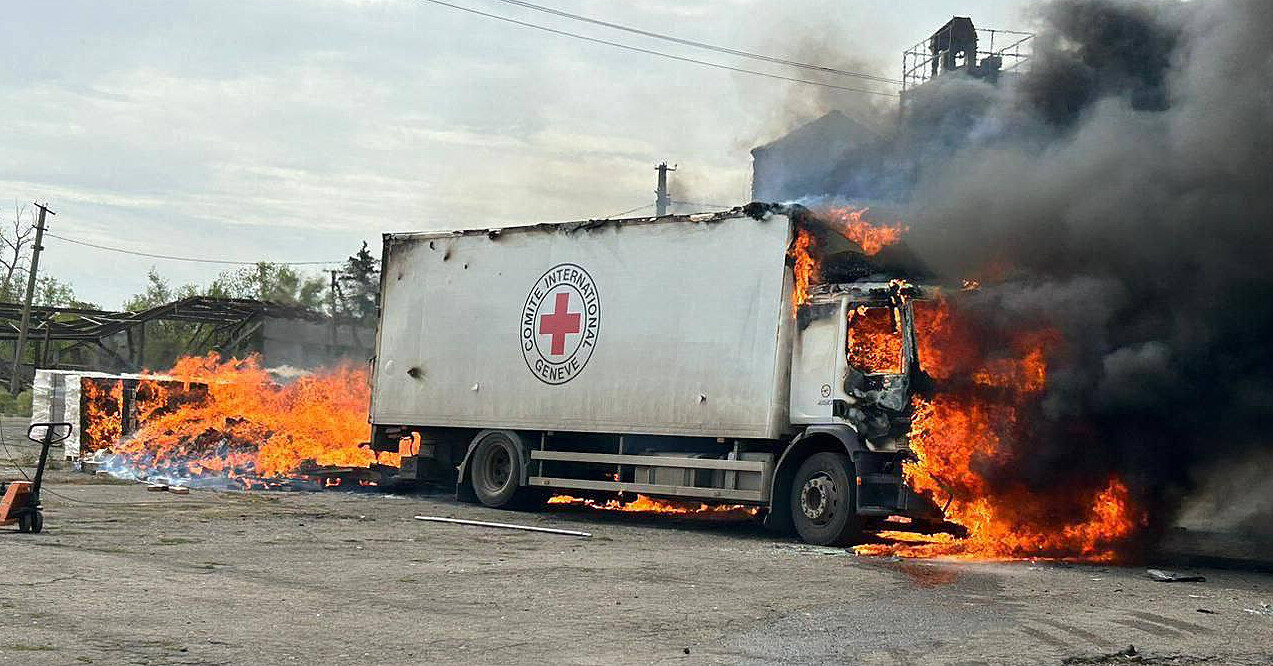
{"left": 520, "top": 263, "right": 600, "bottom": 385}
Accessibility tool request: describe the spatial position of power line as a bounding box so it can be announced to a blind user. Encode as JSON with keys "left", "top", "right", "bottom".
{"left": 45, "top": 232, "right": 342, "bottom": 266}
{"left": 489, "top": 0, "right": 902, "bottom": 85}
{"left": 602, "top": 203, "right": 654, "bottom": 219}
{"left": 418, "top": 0, "right": 899, "bottom": 98}
{"left": 671, "top": 200, "right": 735, "bottom": 210}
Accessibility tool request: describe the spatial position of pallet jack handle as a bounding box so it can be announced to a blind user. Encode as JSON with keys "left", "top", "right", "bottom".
{"left": 27, "top": 422, "right": 71, "bottom": 503}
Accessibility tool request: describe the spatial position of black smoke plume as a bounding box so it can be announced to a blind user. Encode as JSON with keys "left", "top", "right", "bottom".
{"left": 801, "top": 0, "right": 1273, "bottom": 544}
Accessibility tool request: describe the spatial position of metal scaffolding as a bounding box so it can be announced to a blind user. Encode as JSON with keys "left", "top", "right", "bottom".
{"left": 0, "top": 296, "right": 327, "bottom": 386}
{"left": 901, "top": 17, "right": 1035, "bottom": 92}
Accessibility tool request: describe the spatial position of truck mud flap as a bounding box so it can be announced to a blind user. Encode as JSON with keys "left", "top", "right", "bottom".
{"left": 851, "top": 451, "right": 908, "bottom": 516}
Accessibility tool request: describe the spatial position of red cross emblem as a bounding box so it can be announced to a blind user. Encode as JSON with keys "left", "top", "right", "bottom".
{"left": 521, "top": 263, "right": 600, "bottom": 385}
{"left": 538, "top": 292, "right": 582, "bottom": 356}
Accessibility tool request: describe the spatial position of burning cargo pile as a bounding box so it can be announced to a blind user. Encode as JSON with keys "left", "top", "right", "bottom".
{"left": 35, "top": 355, "right": 397, "bottom": 489}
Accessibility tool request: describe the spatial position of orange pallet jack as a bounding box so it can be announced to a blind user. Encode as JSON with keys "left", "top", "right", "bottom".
{"left": 1, "top": 422, "right": 71, "bottom": 534}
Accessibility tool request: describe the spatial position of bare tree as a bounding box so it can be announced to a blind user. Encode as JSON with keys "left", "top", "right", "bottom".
{"left": 0, "top": 202, "right": 35, "bottom": 302}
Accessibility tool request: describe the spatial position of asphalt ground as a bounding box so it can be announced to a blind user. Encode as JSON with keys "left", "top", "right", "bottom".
{"left": 2, "top": 419, "right": 1271, "bottom": 665}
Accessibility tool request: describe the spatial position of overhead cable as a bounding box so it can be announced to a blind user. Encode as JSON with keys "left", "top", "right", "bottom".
{"left": 45, "top": 233, "right": 341, "bottom": 266}
{"left": 602, "top": 203, "right": 655, "bottom": 219}
{"left": 488, "top": 0, "right": 902, "bottom": 85}
{"left": 418, "top": 0, "right": 899, "bottom": 97}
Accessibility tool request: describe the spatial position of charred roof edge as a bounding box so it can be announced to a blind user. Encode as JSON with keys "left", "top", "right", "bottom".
{"left": 382, "top": 203, "right": 808, "bottom": 243}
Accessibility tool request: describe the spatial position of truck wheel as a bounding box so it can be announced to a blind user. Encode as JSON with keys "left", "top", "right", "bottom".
{"left": 470, "top": 432, "right": 523, "bottom": 508}
{"left": 790, "top": 452, "right": 861, "bottom": 546}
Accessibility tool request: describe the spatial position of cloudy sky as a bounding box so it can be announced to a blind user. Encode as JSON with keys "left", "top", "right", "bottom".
{"left": 2, "top": 0, "right": 1027, "bottom": 308}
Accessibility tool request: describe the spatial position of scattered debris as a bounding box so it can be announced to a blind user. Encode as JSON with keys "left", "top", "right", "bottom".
{"left": 1196, "top": 608, "right": 1216, "bottom": 614}
{"left": 1063, "top": 644, "right": 1141, "bottom": 665}
{"left": 414, "top": 515, "right": 591, "bottom": 538}
{"left": 1242, "top": 603, "right": 1272, "bottom": 617}
{"left": 774, "top": 543, "right": 850, "bottom": 556}
{"left": 146, "top": 484, "right": 168, "bottom": 492}
{"left": 167, "top": 486, "right": 190, "bottom": 495}
{"left": 1146, "top": 569, "right": 1205, "bottom": 583}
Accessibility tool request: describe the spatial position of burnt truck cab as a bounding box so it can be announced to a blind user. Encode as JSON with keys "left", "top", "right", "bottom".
{"left": 776, "top": 279, "right": 943, "bottom": 539}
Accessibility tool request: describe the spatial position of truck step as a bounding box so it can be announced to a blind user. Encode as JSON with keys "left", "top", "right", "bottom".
{"left": 527, "top": 476, "right": 765, "bottom": 503}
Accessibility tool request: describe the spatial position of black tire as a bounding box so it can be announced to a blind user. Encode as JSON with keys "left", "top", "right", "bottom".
{"left": 470, "top": 432, "right": 524, "bottom": 508}
{"left": 30, "top": 511, "right": 43, "bottom": 534}
{"left": 16, "top": 512, "right": 31, "bottom": 533}
{"left": 789, "top": 452, "right": 861, "bottom": 546}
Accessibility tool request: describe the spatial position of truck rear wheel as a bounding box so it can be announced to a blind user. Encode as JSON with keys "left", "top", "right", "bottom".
{"left": 790, "top": 452, "right": 861, "bottom": 546}
{"left": 470, "top": 432, "right": 524, "bottom": 508}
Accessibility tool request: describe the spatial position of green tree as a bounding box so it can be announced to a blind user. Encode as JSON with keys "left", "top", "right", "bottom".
{"left": 337, "top": 241, "right": 379, "bottom": 323}
{"left": 123, "top": 268, "right": 196, "bottom": 311}
{"left": 122, "top": 270, "right": 201, "bottom": 368}
{"left": 207, "top": 262, "right": 325, "bottom": 309}
{"left": 35, "top": 275, "right": 96, "bottom": 309}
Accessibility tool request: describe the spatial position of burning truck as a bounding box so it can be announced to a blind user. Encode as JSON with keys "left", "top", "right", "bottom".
{"left": 53, "top": 201, "right": 1136, "bottom": 558}
{"left": 368, "top": 203, "right": 951, "bottom": 545}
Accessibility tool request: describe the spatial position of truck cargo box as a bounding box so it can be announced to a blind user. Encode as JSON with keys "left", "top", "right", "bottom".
{"left": 371, "top": 209, "right": 796, "bottom": 440}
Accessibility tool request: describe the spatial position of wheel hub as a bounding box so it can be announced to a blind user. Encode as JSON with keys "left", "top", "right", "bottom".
{"left": 801, "top": 475, "right": 835, "bottom": 522}
{"left": 485, "top": 448, "right": 511, "bottom": 488}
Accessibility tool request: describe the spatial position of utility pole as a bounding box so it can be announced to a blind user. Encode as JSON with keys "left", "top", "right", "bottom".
{"left": 10, "top": 202, "right": 54, "bottom": 394}
{"left": 329, "top": 269, "right": 339, "bottom": 347}
{"left": 654, "top": 162, "right": 676, "bottom": 216}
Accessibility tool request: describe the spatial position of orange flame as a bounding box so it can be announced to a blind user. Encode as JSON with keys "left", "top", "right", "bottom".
{"left": 827, "top": 207, "right": 906, "bottom": 255}
{"left": 82, "top": 378, "right": 123, "bottom": 455}
{"left": 854, "top": 297, "right": 1141, "bottom": 561}
{"left": 847, "top": 305, "right": 904, "bottom": 374}
{"left": 108, "top": 354, "right": 396, "bottom": 484}
{"left": 548, "top": 494, "right": 758, "bottom": 517}
{"left": 788, "top": 227, "right": 817, "bottom": 314}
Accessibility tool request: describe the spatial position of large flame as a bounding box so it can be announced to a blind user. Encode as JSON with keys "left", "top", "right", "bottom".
{"left": 788, "top": 227, "right": 816, "bottom": 313}
{"left": 105, "top": 354, "right": 395, "bottom": 486}
{"left": 826, "top": 206, "right": 906, "bottom": 255}
{"left": 847, "top": 305, "right": 904, "bottom": 374}
{"left": 82, "top": 378, "right": 123, "bottom": 455}
{"left": 854, "top": 297, "right": 1141, "bottom": 561}
{"left": 783, "top": 206, "right": 1140, "bottom": 561}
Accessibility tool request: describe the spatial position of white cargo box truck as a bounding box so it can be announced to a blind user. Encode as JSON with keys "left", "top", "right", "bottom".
{"left": 370, "top": 203, "right": 939, "bottom": 544}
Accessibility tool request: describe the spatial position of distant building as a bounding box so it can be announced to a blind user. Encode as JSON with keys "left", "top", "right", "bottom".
{"left": 750, "top": 17, "right": 1033, "bottom": 205}
{"left": 750, "top": 110, "right": 879, "bottom": 203}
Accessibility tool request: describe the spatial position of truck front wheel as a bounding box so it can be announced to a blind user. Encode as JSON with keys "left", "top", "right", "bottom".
{"left": 470, "top": 432, "right": 525, "bottom": 508}
{"left": 790, "top": 452, "right": 861, "bottom": 546}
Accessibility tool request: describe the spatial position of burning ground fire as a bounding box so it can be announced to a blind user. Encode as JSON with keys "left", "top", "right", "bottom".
{"left": 548, "top": 493, "right": 758, "bottom": 518}
{"left": 795, "top": 207, "right": 1142, "bottom": 562}
{"left": 96, "top": 354, "right": 395, "bottom": 489}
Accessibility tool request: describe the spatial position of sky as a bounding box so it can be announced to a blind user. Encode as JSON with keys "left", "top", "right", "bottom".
{"left": 1, "top": 0, "right": 1029, "bottom": 309}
